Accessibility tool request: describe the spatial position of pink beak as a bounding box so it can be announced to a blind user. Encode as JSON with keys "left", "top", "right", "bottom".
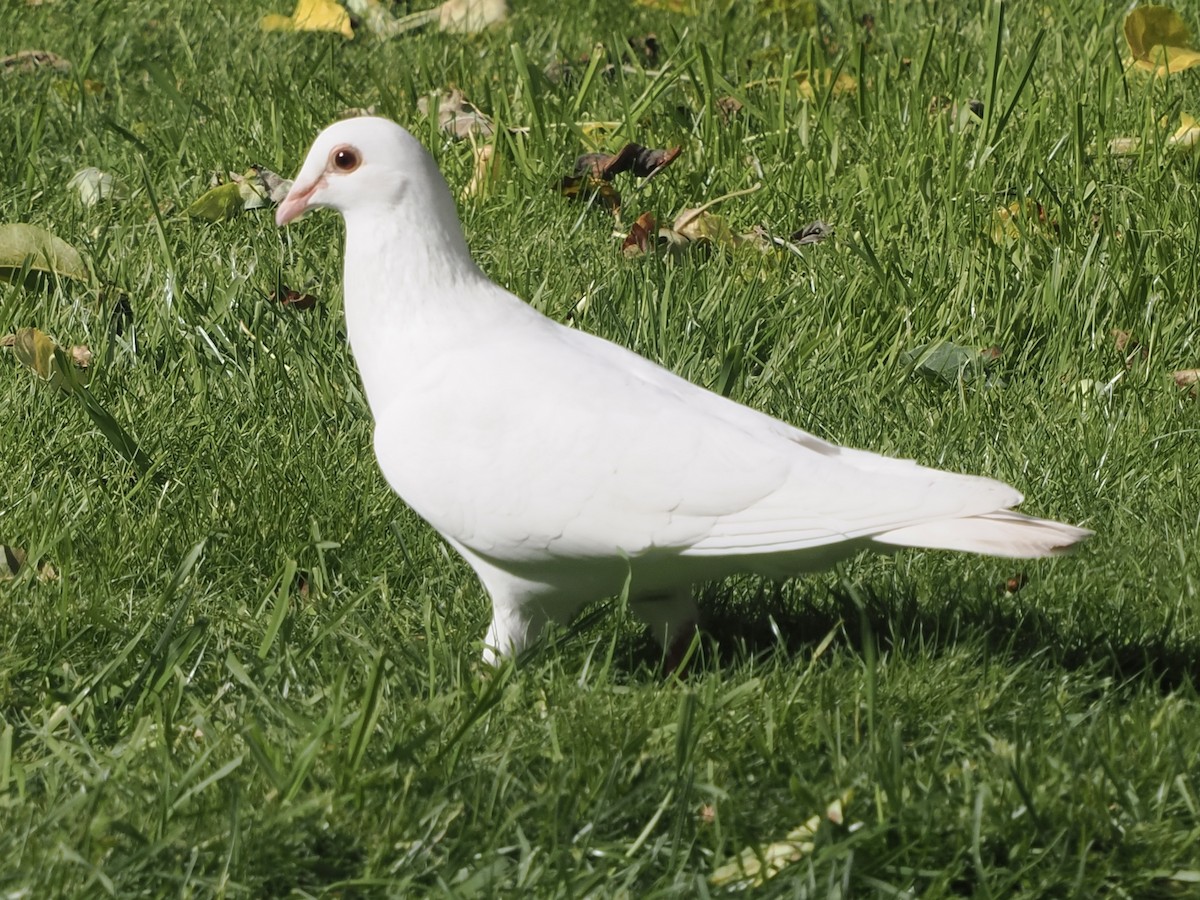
{"left": 276, "top": 178, "right": 322, "bottom": 226}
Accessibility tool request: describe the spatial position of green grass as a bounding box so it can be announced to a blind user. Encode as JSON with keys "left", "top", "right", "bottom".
{"left": 2, "top": 0, "right": 1199, "bottom": 895}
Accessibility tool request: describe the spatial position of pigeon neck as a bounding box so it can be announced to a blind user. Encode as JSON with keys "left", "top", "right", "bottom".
{"left": 339, "top": 200, "right": 488, "bottom": 418}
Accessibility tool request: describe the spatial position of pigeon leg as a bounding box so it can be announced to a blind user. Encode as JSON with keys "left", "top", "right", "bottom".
{"left": 482, "top": 599, "right": 549, "bottom": 666}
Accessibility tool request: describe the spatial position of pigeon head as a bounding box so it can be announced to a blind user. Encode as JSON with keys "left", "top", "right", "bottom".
{"left": 276, "top": 116, "right": 438, "bottom": 227}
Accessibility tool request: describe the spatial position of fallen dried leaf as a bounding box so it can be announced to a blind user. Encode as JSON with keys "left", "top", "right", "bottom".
{"left": 621, "top": 212, "right": 659, "bottom": 257}
{"left": 573, "top": 143, "right": 681, "bottom": 182}
{"left": 1, "top": 49, "right": 71, "bottom": 75}
{"left": 1109, "top": 112, "right": 1200, "bottom": 157}
{"left": 68, "top": 167, "right": 124, "bottom": 207}
{"left": 462, "top": 142, "right": 503, "bottom": 198}
{"left": 0, "top": 223, "right": 89, "bottom": 283}
{"left": 1173, "top": 369, "right": 1200, "bottom": 395}
{"left": 796, "top": 68, "right": 857, "bottom": 101}
{"left": 187, "top": 167, "right": 292, "bottom": 220}
{"left": 1124, "top": 5, "right": 1200, "bottom": 76}
{"left": 989, "top": 198, "right": 1056, "bottom": 246}
{"left": 791, "top": 220, "right": 832, "bottom": 245}
{"left": 261, "top": 0, "right": 354, "bottom": 36}
{"left": 903, "top": 341, "right": 1000, "bottom": 389}
{"left": 8, "top": 327, "right": 90, "bottom": 391}
{"left": 274, "top": 286, "right": 318, "bottom": 310}
{"left": 0, "top": 545, "right": 58, "bottom": 582}
{"left": 559, "top": 176, "right": 621, "bottom": 212}
{"left": 998, "top": 573, "right": 1028, "bottom": 595}
{"left": 634, "top": 0, "right": 696, "bottom": 12}
{"left": 418, "top": 89, "right": 495, "bottom": 139}
{"left": 354, "top": 0, "right": 506, "bottom": 35}
{"left": 710, "top": 791, "right": 853, "bottom": 888}
{"left": 715, "top": 96, "right": 743, "bottom": 120}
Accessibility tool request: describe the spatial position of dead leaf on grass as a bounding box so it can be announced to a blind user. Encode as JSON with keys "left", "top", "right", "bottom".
{"left": 462, "top": 142, "right": 503, "bottom": 198}
{"left": 998, "top": 573, "right": 1028, "bottom": 595}
{"left": 273, "top": 286, "right": 318, "bottom": 310}
{"left": 417, "top": 89, "right": 495, "bottom": 139}
{"left": 559, "top": 176, "right": 622, "bottom": 212}
{"left": 791, "top": 220, "right": 832, "bottom": 245}
{"left": 623, "top": 184, "right": 767, "bottom": 255}
{"left": 353, "top": 0, "right": 507, "bottom": 35}
{"left": 1173, "top": 369, "right": 1200, "bottom": 396}
{"left": 68, "top": 167, "right": 125, "bottom": 207}
{"left": 1124, "top": 5, "right": 1200, "bottom": 76}
{"left": 634, "top": 0, "right": 696, "bottom": 13}
{"left": 1108, "top": 112, "right": 1200, "bottom": 157}
{"left": 903, "top": 340, "right": 1001, "bottom": 389}
{"left": 0, "top": 545, "right": 58, "bottom": 582}
{"left": 621, "top": 211, "right": 659, "bottom": 257}
{"left": 572, "top": 143, "right": 681, "bottom": 181}
{"left": 186, "top": 167, "right": 293, "bottom": 221}
{"left": 989, "top": 198, "right": 1057, "bottom": 246}
{"left": 715, "top": 96, "right": 743, "bottom": 121}
{"left": 797, "top": 68, "right": 857, "bottom": 101}
{"left": 8, "top": 326, "right": 91, "bottom": 391}
{"left": 1, "top": 49, "right": 71, "bottom": 75}
{"left": 0, "top": 223, "right": 90, "bottom": 284}
{"left": 710, "top": 791, "right": 854, "bottom": 888}
{"left": 261, "top": 0, "right": 354, "bottom": 37}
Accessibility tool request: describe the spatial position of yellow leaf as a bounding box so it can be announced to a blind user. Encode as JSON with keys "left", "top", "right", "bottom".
{"left": 1170, "top": 112, "right": 1200, "bottom": 152}
{"left": 796, "top": 69, "right": 858, "bottom": 101}
{"left": 1124, "top": 6, "right": 1200, "bottom": 76}
{"left": 462, "top": 142, "right": 503, "bottom": 198}
{"left": 671, "top": 208, "right": 740, "bottom": 245}
{"left": 989, "top": 199, "right": 1055, "bottom": 246}
{"left": 0, "top": 223, "right": 90, "bottom": 283}
{"left": 185, "top": 182, "right": 248, "bottom": 222}
{"left": 13, "top": 326, "right": 57, "bottom": 380}
{"left": 9, "top": 327, "right": 90, "bottom": 392}
{"left": 261, "top": 0, "right": 354, "bottom": 38}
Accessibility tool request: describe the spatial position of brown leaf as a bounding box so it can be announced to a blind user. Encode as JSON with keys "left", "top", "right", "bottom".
{"left": 628, "top": 33, "right": 659, "bottom": 67}
{"left": 998, "top": 573, "right": 1028, "bottom": 595}
{"left": 0, "top": 545, "right": 58, "bottom": 581}
{"left": 274, "top": 286, "right": 317, "bottom": 310}
{"left": 573, "top": 143, "right": 681, "bottom": 181}
{"left": 790, "top": 220, "right": 832, "bottom": 245}
{"left": 715, "top": 96, "right": 743, "bottom": 121}
{"left": 621, "top": 212, "right": 658, "bottom": 257}
{"left": 417, "top": 88, "right": 494, "bottom": 140}
{"left": 559, "top": 175, "right": 621, "bottom": 212}
{"left": 1173, "top": 369, "right": 1200, "bottom": 396}
{"left": 1, "top": 50, "right": 72, "bottom": 75}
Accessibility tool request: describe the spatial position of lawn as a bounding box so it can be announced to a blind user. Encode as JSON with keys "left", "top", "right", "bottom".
{"left": 2, "top": 0, "right": 1199, "bottom": 895}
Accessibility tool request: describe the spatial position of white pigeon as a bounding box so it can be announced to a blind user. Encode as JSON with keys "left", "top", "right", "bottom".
{"left": 277, "top": 117, "right": 1091, "bottom": 665}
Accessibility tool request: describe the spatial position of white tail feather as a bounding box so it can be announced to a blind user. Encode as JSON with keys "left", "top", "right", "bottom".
{"left": 872, "top": 511, "right": 1092, "bottom": 558}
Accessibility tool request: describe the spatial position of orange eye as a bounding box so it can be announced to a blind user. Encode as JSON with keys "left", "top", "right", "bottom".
{"left": 331, "top": 146, "right": 360, "bottom": 172}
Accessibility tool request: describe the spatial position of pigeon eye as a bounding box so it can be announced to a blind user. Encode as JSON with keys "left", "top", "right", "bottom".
{"left": 331, "top": 147, "right": 360, "bottom": 172}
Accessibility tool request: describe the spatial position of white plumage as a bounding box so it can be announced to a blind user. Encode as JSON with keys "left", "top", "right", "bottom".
{"left": 278, "top": 117, "right": 1091, "bottom": 665}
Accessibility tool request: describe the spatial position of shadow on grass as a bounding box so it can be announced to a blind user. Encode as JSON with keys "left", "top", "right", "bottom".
{"left": 615, "top": 579, "right": 1200, "bottom": 693}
